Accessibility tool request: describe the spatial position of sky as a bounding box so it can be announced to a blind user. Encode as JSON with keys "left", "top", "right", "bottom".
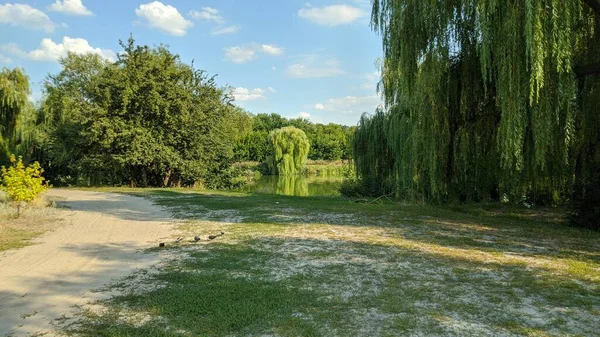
{"left": 0, "top": 0, "right": 383, "bottom": 126}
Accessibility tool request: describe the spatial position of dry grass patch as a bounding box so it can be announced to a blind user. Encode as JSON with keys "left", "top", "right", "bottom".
{"left": 0, "top": 193, "right": 66, "bottom": 252}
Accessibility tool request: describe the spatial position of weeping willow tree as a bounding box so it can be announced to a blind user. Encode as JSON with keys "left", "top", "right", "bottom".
{"left": 355, "top": 0, "right": 600, "bottom": 209}
{"left": 0, "top": 68, "right": 31, "bottom": 165}
{"left": 267, "top": 126, "right": 310, "bottom": 175}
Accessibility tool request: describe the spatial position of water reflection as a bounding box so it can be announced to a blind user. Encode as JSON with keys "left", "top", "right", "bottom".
{"left": 238, "top": 175, "right": 343, "bottom": 196}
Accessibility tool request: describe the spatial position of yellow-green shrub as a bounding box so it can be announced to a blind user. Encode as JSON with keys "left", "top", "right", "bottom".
{"left": 1, "top": 155, "right": 48, "bottom": 214}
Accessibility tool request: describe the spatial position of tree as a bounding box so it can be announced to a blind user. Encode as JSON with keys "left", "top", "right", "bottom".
{"left": 354, "top": 0, "right": 600, "bottom": 210}
{"left": 0, "top": 68, "right": 30, "bottom": 165}
{"left": 267, "top": 126, "right": 310, "bottom": 175}
{"left": 1, "top": 155, "right": 48, "bottom": 216}
{"left": 309, "top": 124, "right": 346, "bottom": 161}
{"left": 41, "top": 37, "right": 248, "bottom": 187}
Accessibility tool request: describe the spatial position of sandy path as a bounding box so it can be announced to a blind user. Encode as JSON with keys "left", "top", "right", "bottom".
{"left": 0, "top": 189, "right": 176, "bottom": 337}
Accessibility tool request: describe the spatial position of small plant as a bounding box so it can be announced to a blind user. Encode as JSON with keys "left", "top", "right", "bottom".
{"left": 1, "top": 155, "right": 49, "bottom": 216}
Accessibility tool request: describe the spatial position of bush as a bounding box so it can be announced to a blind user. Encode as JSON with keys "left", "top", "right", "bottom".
{"left": 339, "top": 178, "right": 364, "bottom": 197}
{"left": 339, "top": 175, "right": 393, "bottom": 198}
{"left": 204, "top": 165, "right": 252, "bottom": 190}
{"left": 1, "top": 155, "right": 49, "bottom": 215}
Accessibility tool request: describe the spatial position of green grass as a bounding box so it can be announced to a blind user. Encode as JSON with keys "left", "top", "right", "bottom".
{"left": 62, "top": 189, "right": 600, "bottom": 336}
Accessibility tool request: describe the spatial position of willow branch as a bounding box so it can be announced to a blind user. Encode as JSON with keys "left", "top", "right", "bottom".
{"left": 576, "top": 0, "right": 600, "bottom": 76}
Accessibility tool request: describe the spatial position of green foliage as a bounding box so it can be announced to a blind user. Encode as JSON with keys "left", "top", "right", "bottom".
{"left": 234, "top": 130, "right": 271, "bottom": 163}
{"left": 233, "top": 113, "right": 355, "bottom": 163}
{"left": 308, "top": 123, "right": 347, "bottom": 161}
{"left": 354, "top": 0, "right": 600, "bottom": 206}
{"left": 0, "top": 68, "right": 31, "bottom": 165}
{"left": 267, "top": 127, "right": 310, "bottom": 175}
{"left": 38, "top": 37, "right": 250, "bottom": 188}
{"left": 352, "top": 108, "right": 395, "bottom": 197}
{"left": 1, "top": 155, "right": 48, "bottom": 214}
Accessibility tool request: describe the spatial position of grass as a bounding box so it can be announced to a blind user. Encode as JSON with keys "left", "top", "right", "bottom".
{"left": 0, "top": 193, "right": 65, "bottom": 252}
{"left": 60, "top": 189, "right": 600, "bottom": 336}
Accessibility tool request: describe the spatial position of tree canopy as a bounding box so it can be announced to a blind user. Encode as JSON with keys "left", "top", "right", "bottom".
{"left": 0, "top": 68, "right": 30, "bottom": 165}
{"left": 354, "top": 0, "right": 600, "bottom": 206}
{"left": 39, "top": 37, "right": 250, "bottom": 187}
{"left": 267, "top": 126, "right": 310, "bottom": 175}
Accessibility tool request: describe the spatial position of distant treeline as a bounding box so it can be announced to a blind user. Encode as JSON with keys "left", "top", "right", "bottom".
{"left": 233, "top": 113, "right": 355, "bottom": 163}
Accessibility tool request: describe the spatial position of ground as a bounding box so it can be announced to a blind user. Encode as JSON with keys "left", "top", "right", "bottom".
{"left": 0, "top": 193, "right": 65, "bottom": 252}
{"left": 1, "top": 189, "right": 599, "bottom": 336}
{"left": 0, "top": 189, "right": 175, "bottom": 336}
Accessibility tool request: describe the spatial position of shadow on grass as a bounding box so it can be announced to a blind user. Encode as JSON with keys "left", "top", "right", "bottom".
{"left": 65, "top": 242, "right": 329, "bottom": 337}
{"left": 64, "top": 237, "right": 599, "bottom": 337}
{"left": 140, "top": 189, "right": 600, "bottom": 263}
{"left": 24, "top": 188, "right": 595, "bottom": 336}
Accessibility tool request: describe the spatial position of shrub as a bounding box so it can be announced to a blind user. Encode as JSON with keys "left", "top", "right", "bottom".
{"left": 1, "top": 155, "right": 49, "bottom": 215}
{"left": 339, "top": 174, "right": 395, "bottom": 198}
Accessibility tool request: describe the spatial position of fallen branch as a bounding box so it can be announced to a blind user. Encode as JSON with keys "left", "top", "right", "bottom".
{"left": 353, "top": 194, "right": 394, "bottom": 204}
{"left": 369, "top": 193, "right": 394, "bottom": 204}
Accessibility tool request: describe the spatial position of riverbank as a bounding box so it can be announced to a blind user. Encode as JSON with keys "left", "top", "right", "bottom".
{"left": 233, "top": 160, "right": 350, "bottom": 177}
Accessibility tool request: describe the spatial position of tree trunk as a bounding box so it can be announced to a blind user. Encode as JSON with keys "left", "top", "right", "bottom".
{"left": 163, "top": 169, "right": 172, "bottom": 187}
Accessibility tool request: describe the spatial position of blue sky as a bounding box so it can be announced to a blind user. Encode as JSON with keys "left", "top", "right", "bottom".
{"left": 0, "top": 0, "right": 383, "bottom": 126}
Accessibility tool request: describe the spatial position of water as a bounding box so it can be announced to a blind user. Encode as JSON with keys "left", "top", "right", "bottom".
{"left": 238, "top": 175, "right": 343, "bottom": 197}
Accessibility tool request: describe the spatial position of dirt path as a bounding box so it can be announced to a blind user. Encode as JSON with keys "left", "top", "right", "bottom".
{"left": 0, "top": 189, "right": 176, "bottom": 337}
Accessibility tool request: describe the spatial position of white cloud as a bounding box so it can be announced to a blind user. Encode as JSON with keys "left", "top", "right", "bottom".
{"left": 211, "top": 25, "right": 240, "bottom": 36}
{"left": 233, "top": 87, "right": 267, "bottom": 101}
{"left": 261, "top": 44, "right": 284, "bottom": 56}
{"left": 299, "top": 112, "right": 311, "bottom": 119}
{"left": 48, "top": 0, "right": 93, "bottom": 16}
{"left": 1, "top": 37, "right": 115, "bottom": 62}
{"left": 224, "top": 46, "right": 256, "bottom": 64}
{"left": 224, "top": 43, "right": 284, "bottom": 64}
{"left": 286, "top": 56, "right": 344, "bottom": 78}
{"left": 0, "top": 53, "right": 11, "bottom": 64}
{"left": 0, "top": 3, "right": 55, "bottom": 32}
{"left": 267, "top": 87, "right": 276, "bottom": 93}
{"left": 314, "top": 103, "right": 325, "bottom": 110}
{"left": 190, "top": 7, "right": 224, "bottom": 24}
{"left": 135, "top": 1, "right": 193, "bottom": 36}
{"left": 318, "top": 95, "right": 382, "bottom": 115}
{"left": 298, "top": 4, "right": 365, "bottom": 26}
